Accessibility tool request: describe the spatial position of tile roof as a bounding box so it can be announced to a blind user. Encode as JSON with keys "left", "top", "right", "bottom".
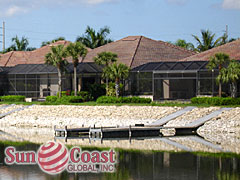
{"left": 83, "top": 36, "right": 196, "bottom": 68}
{"left": 180, "top": 39, "right": 240, "bottom": 61}
{"left": 0, "top": 36, "right": 196, "bottom": 68}
{"left": 0, "top": 40, "right": 72, "bottom": 67}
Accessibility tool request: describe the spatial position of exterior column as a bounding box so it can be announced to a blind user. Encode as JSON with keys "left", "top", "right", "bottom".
{"left": 163, "top": 80, "right": 170, "bottom": 99}
{"left": 78, "top": 76, "right": 82, "bottom": 92}
{"left": 152, "top": 72, "right": 154, "bottom": 99}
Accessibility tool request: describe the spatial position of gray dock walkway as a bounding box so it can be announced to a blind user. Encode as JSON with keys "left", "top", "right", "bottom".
{"left": 0, "top": 104, "right": 35, "bottom": 119}
{"left": 151, "top": 106, "right": 196, "bottom": 126}
{"left": 185, "top": 108, "right": 232, "bottom": 128}
{"left": 0, "top": 104, "right": 15, "bottom": 110}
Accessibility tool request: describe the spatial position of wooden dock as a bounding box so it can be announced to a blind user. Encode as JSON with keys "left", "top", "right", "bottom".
{"left": 55, "top": 125, "right": 162, "bottom": 139}
{"left": 54, "top": 107, "right": 232, "bottom": 147}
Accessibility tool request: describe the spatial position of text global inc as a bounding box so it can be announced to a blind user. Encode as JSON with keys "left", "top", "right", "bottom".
{"left": 4, "top": 141, "right": 116, "bottom": 174}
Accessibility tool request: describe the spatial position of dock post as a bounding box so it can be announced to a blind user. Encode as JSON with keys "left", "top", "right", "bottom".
{"left": 89, "top": 126, "right": 91, "bottom": 138}
{"left": 100, "top": 126, "right": 103, "bottom": 138}
{"left": 64, "top": 126, "right": 67, "bottom": 137}
{"left": 54, "top": 125, "right": 56, "bottom": 136}
{"left": 100, "top": 126, "right": 103, "bottom": 144}
{"left": 129, "top": 125, "right": 132, "bottom": 138}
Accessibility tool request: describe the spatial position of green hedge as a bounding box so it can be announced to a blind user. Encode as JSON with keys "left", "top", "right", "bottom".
{"left": 46, "top": 96, "right": 83, "bottom": 103}
{"left": 89, "top": 83, "right": 106, "bottom": 100}
{"left": 46, "top": 96, "right": 58, "bottom": 103}
{"left": 56, "top": 91, "right": 92, "bottom": 102}
{"left": 70, "top": 91, "right": 92, "bottom": 102}
{"left": 191, "top": 97, "right": 240, "bottom": 106}
{"left": 58, "top": 96, "right": 83, "bottom": 103}
{"left": 0, "top": 95, "right": 26, "bottom": 102}
{"left": 96, "top": 96, "right": 152, "bottom": 104}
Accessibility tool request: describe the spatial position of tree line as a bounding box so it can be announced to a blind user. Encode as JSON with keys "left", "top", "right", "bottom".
{"left": 1, "top": 26, "right": 238, "bottom": 54}
{"left": 0, "top": 26, "right": 112, "bottom": 53}
{"left": 173, "top": 30, "right": 238, "bottom": 52}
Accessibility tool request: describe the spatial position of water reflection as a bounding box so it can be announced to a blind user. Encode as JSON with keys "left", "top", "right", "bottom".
{"left": 0, "top": 143, "right": 239, "bottom": 180}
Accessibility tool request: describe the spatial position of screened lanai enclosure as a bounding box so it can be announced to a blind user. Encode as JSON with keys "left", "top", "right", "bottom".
{"left": 1, "top": 61, "right": 240, "bottom": 100}
{"left": 128, "top": 61, "right": 240, "bottom": 100}
{"left": 0, "top": 63, "right": 102, "bottom": 98}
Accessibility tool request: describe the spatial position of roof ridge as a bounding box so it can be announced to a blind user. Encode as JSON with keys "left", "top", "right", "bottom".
{"left": 180, "top": 38, "right": 240, "bottom": 61}
{"left": 129, "top": 36, "right": 142, "bottom": 68}
{"left": 4, "top": 51, "right": 14, "bottom": 67}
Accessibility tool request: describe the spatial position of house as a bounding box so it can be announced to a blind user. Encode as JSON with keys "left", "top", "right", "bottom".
{"left": 131, "top": 39, "right": 240, "bottom": 99}
{"left": 0, "top": 36, "right": 195, "bottom": 99}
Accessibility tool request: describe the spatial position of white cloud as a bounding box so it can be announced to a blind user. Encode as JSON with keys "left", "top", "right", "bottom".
{"left": 222, "top": 0, "right": 240, "bottom": 9}
{"left": 5, "top": 6, "right": 28, "bottom": 17}
{"left": 0, "top": 0, "right": 116, "bottom": 17}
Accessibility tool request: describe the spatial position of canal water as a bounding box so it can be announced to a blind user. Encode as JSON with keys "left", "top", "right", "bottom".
{"left": 0, "top": 142, "right": 239, "bottom": 180}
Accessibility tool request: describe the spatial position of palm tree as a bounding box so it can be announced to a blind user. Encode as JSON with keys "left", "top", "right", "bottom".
{"left": 2, "top": 36, "right": 36, "bottom": 53}
{"left": 66, "top": 42, "right": 88, "bottom": 96}
{"left": 76, "top": 26, "right": 113, "bottom": 49}
{"left": 174, "top": 39, "right": 195, "bottom": 51}
{"left": 192, "top": 30, "right": 222, "bottom": 52}
{"left": 11, "top": 36, "right": 29, "bottom": 51}
{"left": 220, "top": 61, "right": 240, "bottom": 98}
{"left": 45, "top": 45, "right": 68, "bottom": 98}
{"left": 41, "top": 37, "right": 65, "bottom": 47}
{"left": 103, "top": 63, "right": 129, "bottom": 97}
{"left": 207, "top": 53, "right": 230, "bottom": 97}
{"left": 94, "top": 51, "right": 118, "bottom": 92}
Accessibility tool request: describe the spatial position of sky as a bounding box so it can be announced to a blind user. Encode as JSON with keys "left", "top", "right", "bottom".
{"left": 0, "top": 0, "right": 239, "bottom": 49}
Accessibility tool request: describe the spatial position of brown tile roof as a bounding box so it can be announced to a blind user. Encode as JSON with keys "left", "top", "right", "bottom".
{"left": 0, "top": 36, "right": 196, "bottom": 68}
{"left": 83, "top": 36, "right": 196, "bottom": 68}
{"left": 180, "top": 39, "right": 240, "bottom": 61}
{"left": 0, "top": 40, "right": 72, "bottom": 67}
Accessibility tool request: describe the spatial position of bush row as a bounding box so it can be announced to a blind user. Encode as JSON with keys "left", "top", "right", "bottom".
{"left": 0, "top": 95, "right": 26, "bottom": 102}
{"left": 46, "top": 96, "right": 84, "bottom": 103}
{"left": 56, "top": 91, "right": 92, "bottom": 101}
{"left": 191, "top": 97, "right": 240, "bottom": 105}
{"left": 96, "top": 96, "right": 152, "bottom": 104}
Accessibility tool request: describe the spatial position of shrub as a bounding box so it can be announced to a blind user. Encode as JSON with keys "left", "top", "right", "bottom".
{"left": 78, "top": 91, "right": 92, "bottom": 102}
{"left": 0, "top": 95, "right": 25, "bottom": 102}
{"left": 96, "top": 96, "right": 152, "bottom": 104}
{"left": 106, "top": 82, "right": 124, "bottom": 97}
{"left": 106, "top": 82, "right": 116, "bottom": 97}
{"left": 46, "top": 96, "right": 58, "bottom": 103}
{"left": 57, "top": 91, "right": 68, "bottom": 97}
{"left": 89, "top": 83, "right": 106, "bottom": 100}
{"left": 70, "top": 91, "right": 93, "bottom": 102}
{"left": 57, "top": 96, "right": 83, "bottom": 103}
{"left": 67, "top": 96, "right": 83, "bottom": 103}
{"left": 191, "top": 97, "right": 240, "bottom": 106}
{"left": 96, "top": 96, "right": 117, "bottom": 103}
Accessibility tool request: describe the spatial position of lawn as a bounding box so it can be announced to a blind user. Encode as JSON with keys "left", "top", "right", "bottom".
{"left": 0, "top": 100, "right": 238, "bottom": 107}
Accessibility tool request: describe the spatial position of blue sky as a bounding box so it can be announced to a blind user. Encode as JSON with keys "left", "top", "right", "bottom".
{"left": 0, "top": 0, "right": 239, "bottom": 49}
